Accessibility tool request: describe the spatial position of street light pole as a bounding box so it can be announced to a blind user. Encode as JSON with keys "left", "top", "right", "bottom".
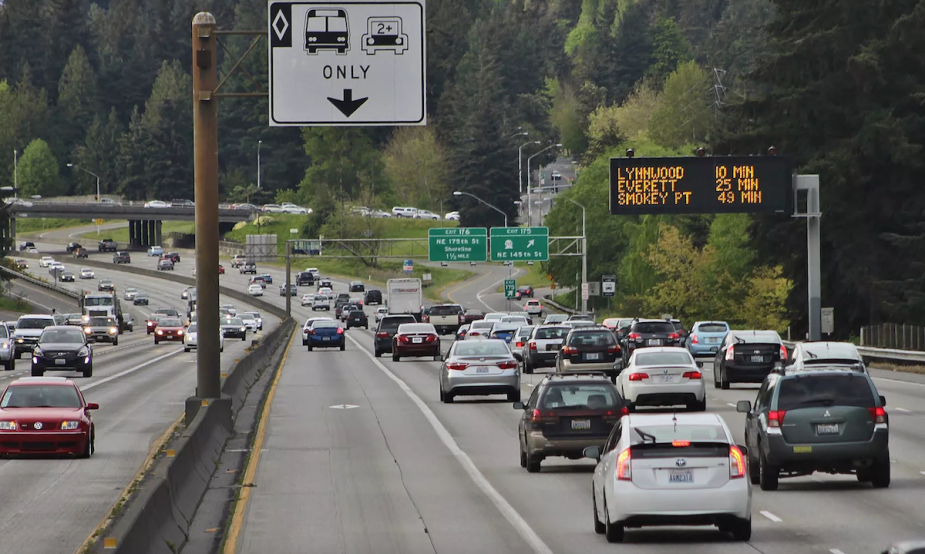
{"left": 453, "top": 191, "right": 507, "bottom": 228}
{"left": 527, "top": 143, "right": 562, "bottom": 227}
{"left": 518, "top": 140, "right": 540, "bottom": 218}
{"left": 13, "top": 149, "right": 17, "bottom": 199}
{"left": 67, "top": 163, "right": 103, "bottom": 234}
{"left": 565, "top": 197, "right": 588, "bottom": 314}
{"left": 257, "top": 140, "right": 262, "bottom": 189}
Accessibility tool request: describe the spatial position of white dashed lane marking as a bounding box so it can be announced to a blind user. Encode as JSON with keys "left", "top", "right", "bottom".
{"left": 760, "top": 510, "right": 783, "bottom": 523}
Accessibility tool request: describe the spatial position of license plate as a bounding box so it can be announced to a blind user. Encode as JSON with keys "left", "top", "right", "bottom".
{"left": 669, "top": 469, "right": 694, "bottom": 483}
{"left": 816, "top": 423, "right": 839, "bottom": 435}
{"left": 647, "top": 339, "right": 661, "bottom": 346}
{"left": 413, "top": 338, "right": 422, "bottom": 344}
{"left": 656, "top": 374, "right": 673, "bottom": 383}
{"left": 585, "top": 353, "right": 601, "bottom": 361}
{"left": 323, "top": 337, "right": 330, "bottom": 341}
{"left": 476, "top": 366, "right": 489, "bottom": 374}
{"left": 55, "top": 359, "right": 66, "bottom": 365}
{"left": 750, "top": 355, "right": 764, "bottom": 363}
{"left": 546, "top": 344, "right": 558, "bottom": 351}
{"left": 571, "top": 419, "right": 591, "bottom": 430}
{"left": 708, "top": 337, "right": 719, "bottom": 343}
{"left": 793, "top": 445, "right": 813, "bottom": 453}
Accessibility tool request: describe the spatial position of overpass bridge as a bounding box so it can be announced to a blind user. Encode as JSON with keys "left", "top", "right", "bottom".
{"left": 7, "top": 201, "right": 254, "bottom": 247}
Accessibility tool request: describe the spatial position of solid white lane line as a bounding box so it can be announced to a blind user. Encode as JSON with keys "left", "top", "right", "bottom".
{"left": 830, "top": 549, "right": 846, "bottom": 554}
{"left": 872, "top": 376, "right": 925, "bottom": 388}
{"left": 895, "top": 407, "right": 911, "bottom": 413}
{"left": 82, "top": 348, "right": 184, "bottom": 391}
{"left": 726, "top": 402, "right": 737, "bottom": 408}
{"left": 759, "top": 510, "right": 783, "bottom": 523}
{"left": 345, "top": 332, "right": 555, "bottom": 554}
{"left": 919, "top": 471, "right": 925, "bottom": 476}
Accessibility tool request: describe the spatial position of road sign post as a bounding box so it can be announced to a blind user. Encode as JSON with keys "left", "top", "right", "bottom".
{"left": 504, "top": 279, "right": 516, "bottom": 299}
{"left": 268, "top": 1, "right": 426, "bottom": 126}
{"left": 490, "top": 227, "right": 549, "bottom": 262}
{"left": 428, "top": 228, "right": 487, "bottom": 262}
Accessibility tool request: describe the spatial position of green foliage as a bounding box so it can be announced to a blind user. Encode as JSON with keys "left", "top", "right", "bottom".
{"left": 383, "top": 127, "right": 449, "bottom": 211}
{"left": 298, "top": 128, "right": 385, "bottom": 203}
{"left": 648, "top": 61, "right": 712, "bottom": 149}
{"left": 56, "top": 45, "right": 97, "bottom": 155}
{"left": 646, "top": 17, "right": 693, "bottom": 84}
{"left": 17, "top": 138, "right": 62, "bottom": 197}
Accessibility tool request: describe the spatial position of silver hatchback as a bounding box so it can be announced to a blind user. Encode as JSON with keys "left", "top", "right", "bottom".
{"left": 439, "top": 339, "right": 521, "bottom": 403}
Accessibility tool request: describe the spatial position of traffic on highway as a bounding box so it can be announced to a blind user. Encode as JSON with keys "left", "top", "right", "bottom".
{"left": 1, "top": 235, "right": 923, "bottom": 554}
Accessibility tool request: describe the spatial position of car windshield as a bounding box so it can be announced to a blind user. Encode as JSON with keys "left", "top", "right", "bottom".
{"left": 157, "top": 309, "right": 179, "bottom": 316}
{"left": 223, "top": 318, "right": 244, "bottom": 326}
{"left": 88, "top": 318, "right": 115, "bottom": 326}
{"left": 39, "top": 328, "right": 86, "bottom": 344}
{"left": 567, "top": 331, "right": 616, "bottom": 346}
{"left": 697, "top": 323, "right": 729, "bottom": 333}
{"left": 244, "top": 312, "right": 261, "bottom": 319}
{"left": 452, "top": 341, "right": 511, "bottom": 357}
{"left": 83, "top": 297, "right": 113, "bottom": 307}
{"left": 0, "top": 326, "right": 7, "bottom": 339}
{"left": 398, "top": 324, "right": 435, "bottom": 334}
{"left": 540, "top": 384, "right": 619, "bottom": 410}
{"left": 777, "top": 374, "right": 875, "bottom": 410}
{"left": 188, "top": 324, "right": 198, "bottom": 333}
{"left": 535, "top": 327, "right": 569, "bottom": 339}
{"left": 635, "top": 351, "right": 694, "bottom": 366}
{"left": 632, "top": 322, "right": 675, "bottom": 333}
{"left": 1, "top": 385, "right": 83, "bottom": 408}
{"left": 631, "top": 423, "right": 728, "bottom": 444}
{"left": 17, "top": 318, "right": 54, "bottom": 330}
{"left": 158, "top": 319, "right": 182, "bottom": 327}
{"left": 126, "top": 288, "right": 137, "bottom": 292}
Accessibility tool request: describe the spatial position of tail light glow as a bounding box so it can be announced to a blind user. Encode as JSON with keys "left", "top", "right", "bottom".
{"left": 562, "top": 346, "right": 578, "bottom": 355}
{"left": 768, "top": 410, "right": 785, "bottom": 427}
{"left": 376, "top": 332, "right": 388, "bottom": 338}
{"left": 627, "top": 373, "right": 648, "bottom": 381}
{"left": 725, "top": 346, "right": 735, "bottom": 361}
{"left": 868, "top": 406, "right": 886, "bottom": 423}
{"left": 515, "top": 341, "right": 524, "bottom": 348}
{"left": 616, "top": 448, "right": 632, "bottom": 480}
{"left": 528, "top": 341, "right": 537, "bottom": 351}
{"left": 446, "top": 362, "right": 469, "bottom": 370}
{"left": 607, "top": 345, "right": 620, "bottom": 353}
{"left": 729, "top": 445, "right": 746, "bottom": 478}
{"left": 682, "top": 371, "right": 702, "bottom": 380}
{"left": 671, "top": 440, "right": 690, "bottom": 447}
{"left": 336, "top": 328, "right": 344, "bottom": 335}
{"left": 779, "top": 344, "right": 788, "bottom": 360}
{"left": 628, "top": 333, "right": 641, "bottom": 341}
{"left": 690, "top": 333, "right": 699, "bottom": 344}
{"left": 668, "top": 332, "right": 680, "bottom": 340}
{"left": 425, "top": 334, "right": 437, "bottom": 343}
{"left": 497, "top": 360, "right": 518, "bottom": 370}
{"left": 398, "top": 335, "right": 410, "bottom": 343}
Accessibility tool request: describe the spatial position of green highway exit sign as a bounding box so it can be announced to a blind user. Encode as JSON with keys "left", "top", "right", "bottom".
{"left": 504, "top": 279, "right": 517, "bottom": 298}
{"left": 490, "top": 227, "right": 549, "bottom": 262}
{"left": 428, "top": 227, "right": 488, "bottom": 262}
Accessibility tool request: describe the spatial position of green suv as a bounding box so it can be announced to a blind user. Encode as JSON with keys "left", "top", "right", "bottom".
{"left": 736, "top": 367, "right": 889, "bottom": 490}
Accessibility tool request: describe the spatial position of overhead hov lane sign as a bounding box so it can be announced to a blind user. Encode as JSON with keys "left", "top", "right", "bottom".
{"left": 268, "top": 1, "right": 426, "bottom": 126}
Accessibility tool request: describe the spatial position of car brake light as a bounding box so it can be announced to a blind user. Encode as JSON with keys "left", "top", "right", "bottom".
{"left": 376, "top": 332, "right": 388, "bottom": 338}
{"left": 672, "top": 440, "right": 690, "bottom": 447}
{"left": 690, "top": 333, "right": 699, "bottom": 344}
{"left": 627, "top": 373, "right": 648, "bottom": 381}
{"left": 446, "top": 362, "right": 469, "bottom": 370}
{"left": 616, "top": 448, "right": 632, "bottom": 480}
{"left": 729, "top": 445, "right": 746, "bottom": 479}
{"left": 668, "top": 332, "right": 680, "bottom": 340}
{"left": 425, "top": 334, "right": 437, "bottom": 343}
{"left": 779, "top": 344, "right": 788, "bottom": 360}
{"left": 309, "top": 329, "right": 315, "bottom": 335}
{"left": 497, "top": 360, "right": 518, "bottom": 369}
{"left": 336, "top": 328, "right": 344, "bottom": 335}
{"left": 621, "top": 406, "right": 629, "bottom": 415}
{"left": 423, "top": 315, "right": 429, "bottom": 322}
{"left": 768, "top": 410, "right": 785, "bottom": 427}
{"left": 628, "top": 333, "right": 641, "bottom": 340}
{"left": 528, "top": 341, "right": 537, "bottom": 351}
{"left": 868, "top": 406, "right": 886, "bottom": 424}
{"left": 562, "top": 346, "right": 578, "bottom": 355}
{"left": 725, "top": 345, "right": 735, "bottom": 361}
{"left": 469, "top": 331, "right": 480, "bottom": 336}
{"left": 682, "top": 371, "right": 702, "bottom": 380}
{"left": 515, "top": 341, "right": 524, "bottom": 348}
{"left": 398, "top": 335, "right": 410, "bottom": 343}
{"left": 607, "top": 345, "right": 620, "bottom": 354}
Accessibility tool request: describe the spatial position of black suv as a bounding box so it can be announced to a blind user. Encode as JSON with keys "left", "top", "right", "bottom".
{"left": 66, "top": 242, "right": 82, "bottom": 253}
{"left": 514, "top": 373, "right": 626, "bottom": 473}
{"left": 373, "top": 314, "right": 417, "bottom": 357}
{"left": 349, "top": 281, "right": 365, "bottom": 292}
{"left": 98, "top": 238, "right": 117, "bottom": 252}
{"left": 240, "top": 262, "right": 256, "bottom": 274}
{"left": 364, "top": 289, "right": 383, "bottom": 305}
{"left": 19, "top": 241, "right": 35, "bottom": 251}
{"left": 620, "top": 319, "right": 681, "bottom": 365}
{"left": 714, "top": 330, "right": 786, "bottom": 389}
{"left": 113, "top": 251, "right": 131, "bottom": 264}
{"left": 297, "top": 271, "right": 315, "bottom": 286}
{"left": 736, "top": 368, "right": 889, "bottom": 490}
{"left": 345, "top": 306, "right": 368, "bottom": 329}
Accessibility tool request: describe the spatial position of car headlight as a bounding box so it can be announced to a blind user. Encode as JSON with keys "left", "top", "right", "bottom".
{"left": 240, "top": 326, "right": 246, "bottom": 332}
{"left": 33, "top": 348, "right": 43, "bottom": 357}
{"left": 109, "top": 327, "right": 118, "bottom": 334}
{"left": 16, "top": 338, "right": 23, "bottom": 343}
{"left": 177, "top": 330, "right": 184, "bottom": 335}
{"left": 0, "top": 421, "right": 17, "bottom": 430}
{"left": 84, "top": 327, "right": 92, "bottom": 334}
{"left": 60, "top": 421, "right": 80, "bottom": 430}
{"left": 78, "top": 347, "right": 90, "bottom": 357}
{"left": 0, "top": 341, "right": 8, "bottom": 350}
{"left": 157, "top": 330, "right": 164, "bottom": 335}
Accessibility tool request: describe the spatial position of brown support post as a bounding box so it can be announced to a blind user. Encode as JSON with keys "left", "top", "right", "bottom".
{"left": 285, "top": 240, "right": 292, "bottom": 317}
{"left": 187, "top": 12, "right": 227, "bottom": 424}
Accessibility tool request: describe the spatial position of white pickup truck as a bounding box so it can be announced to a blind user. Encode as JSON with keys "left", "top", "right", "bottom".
{"left": 424, "top": 304, "right": 464, "bottom": 335}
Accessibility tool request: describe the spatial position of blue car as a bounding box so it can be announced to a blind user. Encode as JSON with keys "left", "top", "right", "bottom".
{"left": 306, "top": 319, "right": 345, "bottom": 351}
{"left": 686, "top": 321, "right": 730, "bottom": 356}
{"left": 489, "top": 324, "right": 520, "bottom": 344}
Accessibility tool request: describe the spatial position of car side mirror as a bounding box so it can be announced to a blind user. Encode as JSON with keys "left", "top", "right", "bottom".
{"left": 512, "top": 402, "right": 525, "bottom": 410}
{"left": 86, "top": 402, "right": 99, "bottom": 410}
{"left": 696, "top": 361, "right": 703, "bottom": 368}
{"left": 736, "top": 400, "right": 751, "bottom": 413}
{"left": 582, "top": 446, "right": 601, "bottom": 461}
{"left": 879, "top": 395, "right": 886, "bottom": 407}
{"left": 737, "top": 444, "right": 748, "bottom": 457}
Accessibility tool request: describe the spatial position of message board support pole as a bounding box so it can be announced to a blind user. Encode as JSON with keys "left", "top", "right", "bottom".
{"left": 794, "top": 175, "right": 822, "bottom": 340}
{"left": 285, "top": 240, "right": 292, "bottom": 317}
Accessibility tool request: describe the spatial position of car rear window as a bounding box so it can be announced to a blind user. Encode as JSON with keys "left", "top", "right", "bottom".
{"left": 540, "top": 384, "right": 620, "bottom": 410}
{"left": 429, "top": 306, "right": 459, "bottom": 315}
{"left": 632, "top": 322, "right": 675, "bottom": 334}
{"left": 535, "top": 327, "right": 569, "bottom": 340}
{"left": 312, "top": 321, "right": 340, "bottom": 329}
{"left": 777, "top": 374, "right": 875, "bottom": 410}
{"left": 734, "top": 331, "right": 781, "bottom": 344}
{"left": 635, "top": 351, "right": 693, "bottom": 366}
{"left": 631, "top": 424, "right": 728, "bottom": 445}
{"left": 470, "top": 320, "right": 494, "bottom": 330}
{"left": 697, "top": 323, "right": 728, "bottom": 333}
{"left": 398, "top": 323, "right": 434, "bottom": 334}
{"left": 380, "top": 316, "right": 416, "bottom": 331}
{"left": 567, "top": 331, "right": 616, "bottom": 346}
{"left": 453, "top": 341, "right": 510, "bottom": 357}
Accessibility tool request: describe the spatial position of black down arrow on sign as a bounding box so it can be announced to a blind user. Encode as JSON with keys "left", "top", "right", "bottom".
{"left": 327, "top": 89, "right": 368, "bottom": 117}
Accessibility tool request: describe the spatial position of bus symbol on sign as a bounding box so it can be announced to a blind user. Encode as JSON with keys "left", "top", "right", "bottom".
{"left": 305, "top": 9, "right": 350, "bottom": 55}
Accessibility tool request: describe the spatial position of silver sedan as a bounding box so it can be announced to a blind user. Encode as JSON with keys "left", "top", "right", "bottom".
{"left": 439, "top": 339, "right": 521, "bottom": 404}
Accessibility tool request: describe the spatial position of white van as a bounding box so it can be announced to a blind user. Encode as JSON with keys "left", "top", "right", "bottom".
{"left": 391, "top": 207, "right": 417, "bottom": 218}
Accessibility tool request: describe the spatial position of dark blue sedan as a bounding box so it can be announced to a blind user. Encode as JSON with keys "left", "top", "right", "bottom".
{"left": 306, "top": 320, "right": 345, "bottom": 351}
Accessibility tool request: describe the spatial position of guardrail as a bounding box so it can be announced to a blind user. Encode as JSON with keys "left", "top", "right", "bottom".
{"left": 0, "top": 265, "right": 81, "bottom": 303}
{"left": 542, "top": 293, "right": 581, "bottom": 315}
{"left": 781, "top": 340, "right": 925, "bottom": 365}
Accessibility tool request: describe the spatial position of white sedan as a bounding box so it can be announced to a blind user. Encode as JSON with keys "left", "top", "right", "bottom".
{"left": 247, "top": 284, "right": 264, "bottom": 296}
{"left": 183, "top": 323, "right": 224, "bottom": 353}
{"left": 301, "top": 293, "right": 315, "bottom": 306}
{"left": 39, "top": 256, "right": 55, "bottom": 268}
{"left": 144, "top": 200, "right": 169, "bottom": 208}
{"left": 79, "top": 268, "right": 95, "bottom": 279}
{"left": 584, "top": 412, "right": 751, "bottom": 543}
{"left": 619, "top": 347, "right": 706, "bottom": 411}
{"left": 444, "top": 211, "right": 460, "bottom": 221}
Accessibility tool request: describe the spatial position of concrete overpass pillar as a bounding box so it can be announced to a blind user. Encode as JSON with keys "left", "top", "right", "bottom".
{"left": 128, "top": 220, "right": 137, "bottom": 247}
{"left": 155, "top": 220, "right": 162, "bottom": 246}
{"left": 142, "top": 220, "right": 150, "bottom": 246}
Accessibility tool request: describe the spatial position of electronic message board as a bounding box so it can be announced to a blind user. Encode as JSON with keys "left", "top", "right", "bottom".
{"left": 609, "top": 156, "right": 793, "bottom": 215}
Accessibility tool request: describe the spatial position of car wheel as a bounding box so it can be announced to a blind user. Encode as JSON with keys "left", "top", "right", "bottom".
{"left": 79, "top": 428, "right": 94, "bottom": 459}
{"left": 523, "top": 360, "right": 533, "bottom": 374}
{"left": 519, "top": 440, "right": 527, "bottom": 468}
{"left": 374, "top": 349, "right": 381, "bottom": 358}
{"left": 442, "top": 389, "right": 454, "bottom": 403}
{"left": 392, "top": 353, "right": 400, "bottom": 362}
{"left": 113, "top": 338, "right": 118, "bottom": 346}
{"left": 241, "top": 336, "right": 245, "bottom": 341}
{"left": 730, "top": 517, "right": 751, "bottom": 541}
{"left": 720, "top": 366, "right": 730, "bottom": 390}
{"left": 154, "top": 338, "right": 159, "bottom": 345}
{"left": 747, "top": 439, "right": 760, "bottom": 485}
{"left": 307, "top": 344, "right": 313, "bottom": 351}
{"left": 690, "top": 398, "right": 707, "bottom": 411}
{"left": 508, "top": 390, "right": 521, "bottom": 402}
{"left": 31, "top": 366, "right": 43, "bottom": 377}
{"left": 593, "top": 492, "right": 606, "bottom": 534}
{"left": 525, "top": 452, "right": 541, "bottom": 473}
{"left": 340, "top": 343, "right": 346, "bottom": 351}
{"left": 3, "top": 359, "right": 12, "bottom": 371}
{"left": 759, "top": 450, "right": 779, "bottom": 491}
{"left": 871, "top": 450, "right": 891, "bottom": 488}
{"left": 184, "top": 347, "right": 190, "bottom": 352}
{"left": 83, "top": 364, "right": 93, "bottom": 378}
{"left": 603, "top": 502, "right": 623, "bottom": 543}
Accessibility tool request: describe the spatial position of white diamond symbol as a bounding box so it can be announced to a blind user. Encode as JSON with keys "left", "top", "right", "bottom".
{"left": 273, "top": 11, "right": 289, "bottom": 41}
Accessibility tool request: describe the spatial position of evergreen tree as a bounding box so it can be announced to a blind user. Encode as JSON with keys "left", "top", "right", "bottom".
{"left": 75, "top": 108, "right": 122, "bottom": 196}
{"left": 57, "top": 45, "right": 98, "bottom": 160}
{"left": 17, "top": 138, "right": 63, "bottom": 197}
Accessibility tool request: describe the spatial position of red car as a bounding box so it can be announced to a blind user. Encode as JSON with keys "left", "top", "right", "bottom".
{"left": 0, "top": 376, "right": 98, "bottom": 457}
{"left": 392, "top": 323, "right": 441, "bottom": 362}
{"left": 146, "top": 314, "right": 163, "bottom": 334}
{"left": 218, "top": 264, "right": 225, "bottom": 275}
{"left": 154, "top": 317, "right": 185, "bottom": 344}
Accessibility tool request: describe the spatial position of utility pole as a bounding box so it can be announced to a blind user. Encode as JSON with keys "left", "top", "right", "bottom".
{"left": 565, "top": 197, "right": 587, "bottom": 314}
{"left": 257, "top": 140, "right": 262, "bottom": 189}
{"left": 12, "top": 149, "right": 17, "bottom": 199}
{"left": 189, "top": 11, "right": 222, "bottom": 421}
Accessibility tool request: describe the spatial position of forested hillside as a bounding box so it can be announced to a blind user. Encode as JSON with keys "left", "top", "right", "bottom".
{"left": 1, "top": 0, "right": 923, "bottom": 336}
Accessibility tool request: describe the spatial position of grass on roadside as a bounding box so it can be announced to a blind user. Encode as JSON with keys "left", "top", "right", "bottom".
{"left": 0, "top": 294, "right": 31, "bottom": 312}
{"left": 17, "top": 218, "right": 95, "bottom": 235}
{"left": 495, "top": 262, "right": 553, "bottom": 293}
{"left": 78, "top": 221, "right": 194, "bottom": 244}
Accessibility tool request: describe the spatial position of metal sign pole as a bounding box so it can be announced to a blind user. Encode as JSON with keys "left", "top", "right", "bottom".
{"left": 285, "top": 240, "right": 292, "bottom": 317}
{"left": 794, "top": 175, "right": 822, "bottom": 340}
